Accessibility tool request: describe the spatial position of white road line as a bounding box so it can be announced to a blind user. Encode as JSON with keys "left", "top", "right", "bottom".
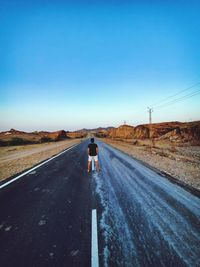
{"left": 0, "top": 143, "right": 79, "bottom": 190}
{"left": 92, "top": 209, "right": 99, "bottom": 267}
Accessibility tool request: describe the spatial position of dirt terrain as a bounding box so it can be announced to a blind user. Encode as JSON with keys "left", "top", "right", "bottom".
{"left": 0, "top": 139, "right": 82, "bottom": 181}
{"left": 103, "top": 138, "right": 200, "bottom": 191}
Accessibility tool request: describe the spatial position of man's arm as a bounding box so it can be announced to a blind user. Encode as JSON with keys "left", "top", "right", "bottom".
{"left": 96, "top": 147, "right": 98, "bottom": 155}
{"left": 88, "top": 148, "right": 90, "bottom": 155}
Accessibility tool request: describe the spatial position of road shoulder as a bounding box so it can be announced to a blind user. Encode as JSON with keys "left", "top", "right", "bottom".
{"left": 102, "top": 138, "right": 200, "bottom": 196}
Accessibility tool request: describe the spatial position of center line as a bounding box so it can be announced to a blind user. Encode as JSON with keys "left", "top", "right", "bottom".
{"left": 92, "top": 209, "right": 99, "bottom": 267}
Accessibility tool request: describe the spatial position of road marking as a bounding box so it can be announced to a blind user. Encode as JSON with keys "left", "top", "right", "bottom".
{"left": 92, "top": 209, "right": 99, "bottom": 267}
{"left": 0, "top": 144, "right": 79, "bottom": 190}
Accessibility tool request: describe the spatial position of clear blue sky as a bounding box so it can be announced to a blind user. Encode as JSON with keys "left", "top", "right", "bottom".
{"left": 0, "top": 0, "right": 200, "bottom": 131}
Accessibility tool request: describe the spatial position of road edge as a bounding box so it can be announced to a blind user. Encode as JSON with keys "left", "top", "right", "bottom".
{"left": 0, "top": 142, "right": 81, "bottom": 189}
{"left": 102, "top": 140, "right": 200, "bottom": 198}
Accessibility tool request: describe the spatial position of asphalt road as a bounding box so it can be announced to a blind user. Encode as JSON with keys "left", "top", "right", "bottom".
{"left": 0, "top": 140, "right": 200, "bottom": 267}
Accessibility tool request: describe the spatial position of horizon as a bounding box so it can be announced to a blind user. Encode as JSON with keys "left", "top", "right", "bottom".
{"left": 1, "top": 1, "right": 200, "bottom": 131}
{"left": 1, "top": 118, "right": 200, "bottom": 133}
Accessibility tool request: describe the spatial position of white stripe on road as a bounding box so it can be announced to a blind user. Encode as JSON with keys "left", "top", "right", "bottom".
{"left": 0, "top": 144, "right": 79, "bottom": 190}
{"left": 92, "top": 209, "right": 99, "bottom": 267}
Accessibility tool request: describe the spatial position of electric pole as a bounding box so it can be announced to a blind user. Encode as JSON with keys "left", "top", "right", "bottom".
{"left": 147, "top": 107, "right": 154, "bottom": 148}
{"left": 147, "top": 107, "right": 153, "bottom": 124}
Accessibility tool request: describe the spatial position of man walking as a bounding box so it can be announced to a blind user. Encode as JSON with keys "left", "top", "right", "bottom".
{"left": 87, "top": 138, "right": 99, "bottom": 172}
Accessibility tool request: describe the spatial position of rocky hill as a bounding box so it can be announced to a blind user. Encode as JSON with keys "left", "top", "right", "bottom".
{"left": 0, "top": 129, "right": 84, "bottom": 146}
{"left": 44, "top": 130, "right": 68, "bottom": 141}
{"left": 157, "top": 122, "right": 200, "bottom": 143}
{"left": 1, "top": 121, "right": 199, "bottom": 146}
{"left": 108, "top": 125, "right": 135, "bottom": 139}
{"left": 67, "top": 131, "right": 87, "bottom": 139}
{"left": 107, "top": 121, "right": 200, "bottom": 144}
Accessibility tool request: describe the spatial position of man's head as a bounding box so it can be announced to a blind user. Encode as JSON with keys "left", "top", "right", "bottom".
{"left": 91, "top": 138, "right": 94, "bottom": 143}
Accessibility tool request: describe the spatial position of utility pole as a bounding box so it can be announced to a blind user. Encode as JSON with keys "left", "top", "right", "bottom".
{"left": 147, "top": 107, "right": 153, "bottom": 124}
{"left": 147, "top": 107, "right": 155, "bottom": 148}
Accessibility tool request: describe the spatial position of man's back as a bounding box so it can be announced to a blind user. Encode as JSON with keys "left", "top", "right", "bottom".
{"left": 88, "top": 143, "right": 98, "bottom": 156}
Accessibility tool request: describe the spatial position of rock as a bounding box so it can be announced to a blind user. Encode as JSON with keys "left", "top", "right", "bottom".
{"left": 47, "top": 130, "right": 68, "bottom": 141}
{"left": 133, "top": 125, "right": 149, "bottom": 139}
{"left": 108, "top": 125, "right": 134, "bottom": 139}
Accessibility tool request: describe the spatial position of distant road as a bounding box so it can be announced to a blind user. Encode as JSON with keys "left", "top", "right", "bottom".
{"left": 0, "top": 140, "right": 200, "bottom": 267}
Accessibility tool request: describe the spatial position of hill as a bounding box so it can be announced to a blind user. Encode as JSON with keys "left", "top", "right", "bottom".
{"left": 0, "top": 129, "right": 85, "bottom": 146}
{"left": 107, "top": 121, "right": 200, "bottom": 144}
{"left": 1, "top": 121, "right": 199, "bottom": 146}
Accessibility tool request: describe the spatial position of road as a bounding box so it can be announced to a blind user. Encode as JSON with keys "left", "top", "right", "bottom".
{"left": 0, "top": 140, "right": 200, "bottom": 267}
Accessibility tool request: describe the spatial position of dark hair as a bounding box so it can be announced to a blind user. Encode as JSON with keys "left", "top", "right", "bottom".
{"left": 91, "top": 138, "right": 94, "bottom": 143}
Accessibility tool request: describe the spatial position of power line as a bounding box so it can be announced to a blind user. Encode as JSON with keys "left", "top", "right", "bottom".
{"left": 132, "top": 81, "right": 200, "bottom": 126}
{"left": 151, "top": 81, "right": 200, "bottom": 107}
{"left": 154, "top": 89, "right": 200, "bottom": 109}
